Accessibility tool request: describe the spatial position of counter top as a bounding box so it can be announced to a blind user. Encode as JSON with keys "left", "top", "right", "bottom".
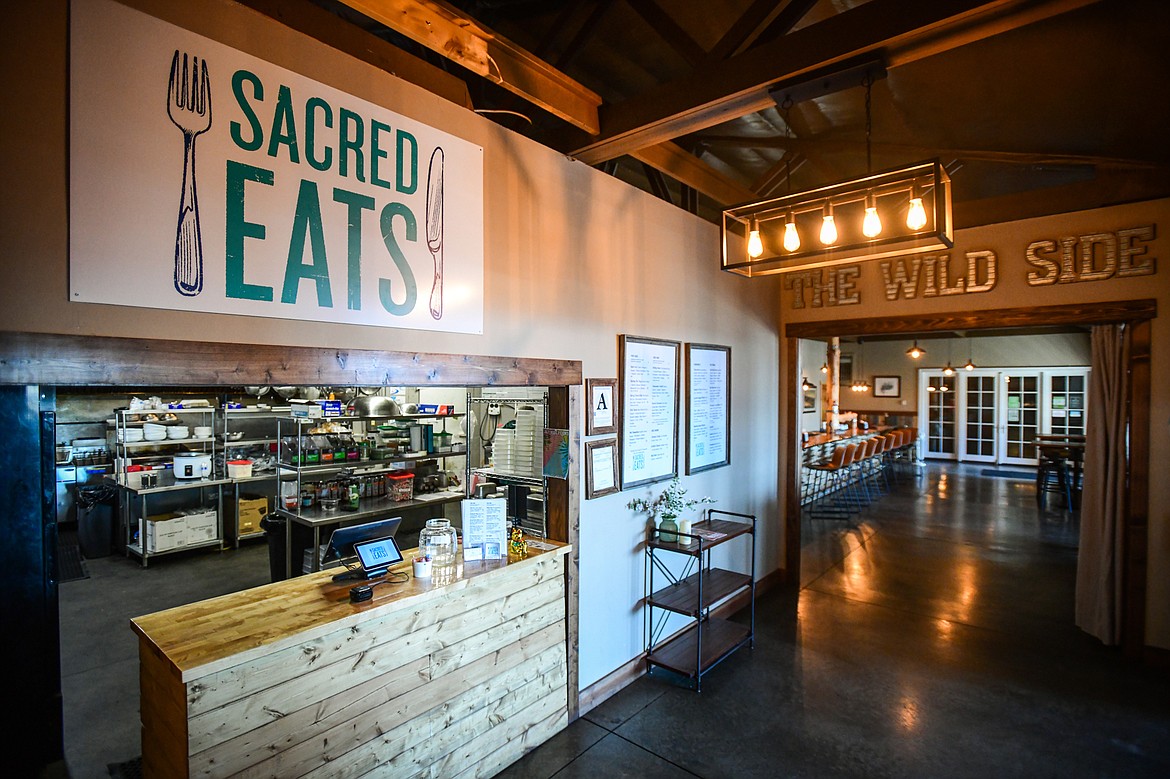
{"left": 130, "top": 540, "right": 569, "bottom": 680}
{"left": 802, "top": 425, "right": 893, "bottom": 449}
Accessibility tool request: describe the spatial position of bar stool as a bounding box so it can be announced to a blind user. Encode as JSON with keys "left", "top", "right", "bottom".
{"left": 807, "top": 443, "right": 859, "bottom": 519}
{"left": 1036, "top": 448, "right": 1072, "bottom": 509}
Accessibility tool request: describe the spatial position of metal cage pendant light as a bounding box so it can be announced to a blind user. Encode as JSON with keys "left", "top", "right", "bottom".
{"left": 721, "top": 63, "right": 953, "bottom": 277}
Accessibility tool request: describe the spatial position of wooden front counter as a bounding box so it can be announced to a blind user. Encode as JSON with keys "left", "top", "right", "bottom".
{"left": 131, "top": 543, "right": 571, "bottom": 778}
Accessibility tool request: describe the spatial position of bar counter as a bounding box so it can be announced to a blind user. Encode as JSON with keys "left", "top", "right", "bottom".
{"left": 803, "top": 425, "right": 892, "bottom": 450}
{"left": 131, "top": 541, "right": 571, "bottom": 778}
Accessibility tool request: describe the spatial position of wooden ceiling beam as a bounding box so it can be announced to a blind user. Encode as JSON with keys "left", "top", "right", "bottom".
{"left": 554, "top": 0, "right": 617, "bottom": 70}
{"left": 237, "top": 0, "right": 473, "bottom": 109}
{"left": 569, "top": 0, "right": 1101, "bottom": 164}
{"left": 335, "top": 0, "right": 602, "bottom": 134}
{"left": 627, "top": 142, "right": 757, "bottom": 206}
{"left": 703, "top": 0, "right": 806, "bottom": 62}
{"left": 626, "top": 0, "right": 707, "bottom": 66}
{"left": 694, "top": 134, "right": 1164, "bottom": 170}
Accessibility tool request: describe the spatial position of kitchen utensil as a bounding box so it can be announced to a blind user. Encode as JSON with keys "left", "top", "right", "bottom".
{"left": 193, "top": 426, "right": 212, "bottom": 438}
{"left": 425, "top": 146, "right": 444, "bottom": 319}
{"left": 167, "top": 50, "right": 212, "bottom": 297}
{"left": 352, "top": 395, "right": 401, "bottom": 417}
{"left": 167, "top": 426, "right": 190, "bottom": 439}
{"left": 320, "top": 497, "right": 340, "bottom": 511}
{"left": 273, "top": 386, "right": 298, "bottom": 400}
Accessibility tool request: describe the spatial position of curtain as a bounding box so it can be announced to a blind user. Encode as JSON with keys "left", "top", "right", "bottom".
{"left": 1075, "top": 324, "right": 1130, "bottom": 645}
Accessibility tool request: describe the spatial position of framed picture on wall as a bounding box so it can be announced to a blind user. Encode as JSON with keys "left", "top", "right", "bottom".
{"left": 619, "top": 334, "right": 680, "bottom": 489}
{"left": 585, "top": 438, "right": 620, "bottom": 499}
{"left": 803, "top": 384, "right": 818, "bottom": 412}
{"left": 585, "top": 378, "right": 617, "bottom": 436}
{"left": 873, "top": 375, "right": 901, "bottom": 398}
{"left": 685, "top": 342, "right": 731, "bottom": 474}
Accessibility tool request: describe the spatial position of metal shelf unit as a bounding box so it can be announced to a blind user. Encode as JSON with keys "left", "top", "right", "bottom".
{"left": 645, "top": 509, "right": 756, "bottom": 691}
{"left": 465, "top": 393, "right": 549, "bottom": 537}
{"left": 111, "top": 406, "right": 222, "bottom": 566}
{"left": 274, "top": 413, "right": 467, "bottom": 577}
{"left": 221, "top": 406, "right": 287, "bottom": 546}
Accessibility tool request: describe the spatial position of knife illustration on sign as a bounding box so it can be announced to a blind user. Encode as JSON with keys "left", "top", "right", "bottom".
{"left": 426, "top": 146, "right": 445, "bottom": 320}
{"left": 166, "top": 50, "right": 212, "bottom": 297}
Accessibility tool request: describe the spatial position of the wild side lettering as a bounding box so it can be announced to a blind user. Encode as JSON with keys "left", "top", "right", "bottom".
{"left": 784, "top": 266, "right": 861, "bottom": 308}
{"left": 1025, "top": 225, "right": 1156, "bottom": 286}
{"left": 880, "top": 251, "right": 996, "bottom": 300}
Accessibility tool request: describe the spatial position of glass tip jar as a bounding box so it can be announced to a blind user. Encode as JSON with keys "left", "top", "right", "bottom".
{"left": 419, "top": 517, "right": 458, "bottom": 568}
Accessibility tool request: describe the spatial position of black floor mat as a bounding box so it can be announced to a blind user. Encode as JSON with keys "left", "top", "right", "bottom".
{"left": 980, "top": 469, "right": 1035, "bottom": 480}
{"left": 108, "top": 756, "right": 142, "bottom": 778}
{"left": 58, "top": 530, "right": 89, "bottom": 582}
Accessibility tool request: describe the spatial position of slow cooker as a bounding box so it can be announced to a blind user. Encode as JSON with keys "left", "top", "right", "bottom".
{"left": 173, "top": 453, "right": 212, "bottom": 480}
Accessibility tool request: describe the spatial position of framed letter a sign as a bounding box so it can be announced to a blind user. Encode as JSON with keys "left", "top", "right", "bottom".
{"left": 586, "top": 378, "right": 617, "bottom": 436}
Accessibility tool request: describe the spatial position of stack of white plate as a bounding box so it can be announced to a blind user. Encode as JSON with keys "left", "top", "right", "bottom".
{"left": 193, "top": 426, "right": 213, "bottom": 439}
{"left": 514, "top": 408, "right": 541, "bottom": 477}
{"left": 143, "top": 423, "right": 168, "bottom": 441}
{"left": 493, "top": 428, "right": 514, "bottom": 474}
{"left": 167, "top": 426, "right": 190, "bottom": 440}
{"left": 117, "top": 428, "right": 144, "bottom": 443}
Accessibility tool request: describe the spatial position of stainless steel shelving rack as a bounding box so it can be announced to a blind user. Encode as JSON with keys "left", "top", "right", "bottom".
{"left": 220, "top": 405, "right": 287, "bottom": 546}
{"left": 645, "top": 508, "right": 756, "bottom": 691}
{"left": 274, "top": 413, "right": 468, "bottom": 577}
{"left": 111, "top": 406, "right": 222, "bottom": 567}
{"left": 465, "top": 393, "right": 549, "bottom": 537}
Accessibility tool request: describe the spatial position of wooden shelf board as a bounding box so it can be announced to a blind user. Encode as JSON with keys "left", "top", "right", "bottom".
{"left": 647, "top": 568, "right": 750, "bottom": 616}
{"left": 647, "top": 617, "right": 751, "bottom": 678}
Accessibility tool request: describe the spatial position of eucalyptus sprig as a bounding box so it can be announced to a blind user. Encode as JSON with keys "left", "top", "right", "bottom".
{"left": 626, "top": 478, "right": 715, "bottom": 522}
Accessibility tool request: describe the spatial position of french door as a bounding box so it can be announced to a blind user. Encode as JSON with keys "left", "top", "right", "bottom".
{"left": 1000, "top": 372, "right": 1041, "bottom": 465}
{"left": 920, "top": 367, "right": 1089, "bottom": 465}
{"left": 962, "top": 373, "right": 998, "bottom": 463}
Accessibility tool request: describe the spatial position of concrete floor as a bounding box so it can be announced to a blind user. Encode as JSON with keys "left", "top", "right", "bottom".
{"left": 500, "top": 463, "right": 1170, "bottom": 778}
{"left": 58, "top": 464, "right": 1170, "bottom": 777}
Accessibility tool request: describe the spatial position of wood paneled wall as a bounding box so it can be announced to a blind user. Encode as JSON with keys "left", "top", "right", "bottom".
{"left": 137, "top": 551, "right": 569, "bottom": 778}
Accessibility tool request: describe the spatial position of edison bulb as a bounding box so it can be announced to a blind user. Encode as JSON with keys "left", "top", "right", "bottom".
{"left": 942, "top": 363, "right": 955, "bottom": 377}
{"left": 783, "top": 221, "right": 801, "bottom": 252}
{"left": 862, "top": 206, "right": 882, "bottom": 238}
{"left": 907, "top": 197, "right": 927, "bottom": 230}
{"left": 747, "top": 227, "right": 764, "bottom": 259}
{"left": 820, "top": 214, "right": 838, "bottom": 245}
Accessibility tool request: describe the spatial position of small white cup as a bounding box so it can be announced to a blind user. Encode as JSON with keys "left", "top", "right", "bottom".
{"left": 412, "top": 558, "right": 432, "bottom": 578}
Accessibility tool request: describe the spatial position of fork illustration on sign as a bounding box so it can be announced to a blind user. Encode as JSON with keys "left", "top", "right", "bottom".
{"left": 426, "top": 146, "right": 445, "bottom": 320}
{"left": 167, "top": 51, "right": 212, "bottom": 297}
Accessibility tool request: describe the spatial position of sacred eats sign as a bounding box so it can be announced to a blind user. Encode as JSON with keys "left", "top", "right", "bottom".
{"left": 69, "top": 0, "right": 484, "bottom": 333}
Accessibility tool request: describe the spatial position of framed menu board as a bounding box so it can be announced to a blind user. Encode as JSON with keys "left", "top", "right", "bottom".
{"left": 685, "top": 343, "right": 731, "bottom": 474}
{"left": 619, "top": 335, "right": 680, "bottom": 489}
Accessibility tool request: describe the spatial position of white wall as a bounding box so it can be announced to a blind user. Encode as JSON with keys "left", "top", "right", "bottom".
{"left": 0, "top": 0, "right": 782, "bottom": 689}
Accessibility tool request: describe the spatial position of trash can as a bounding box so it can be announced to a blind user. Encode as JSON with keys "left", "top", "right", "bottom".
{"left": 260, "top": 514, "right": 287, "bottom": 582}
{"left": 77, "top": 484, "right": 118, "bottom": 558}
{"left": 260, "top": 515, "right": 314, "bottom": 582}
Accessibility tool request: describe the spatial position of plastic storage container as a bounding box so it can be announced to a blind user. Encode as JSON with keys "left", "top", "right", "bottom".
{"left": 388, "top": 471, "right": 415, "bottom": 501}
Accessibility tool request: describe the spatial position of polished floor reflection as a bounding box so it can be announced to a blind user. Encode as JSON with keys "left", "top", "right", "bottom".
{"left": 501, "top": 463, "right": 1170, "bottom": 778}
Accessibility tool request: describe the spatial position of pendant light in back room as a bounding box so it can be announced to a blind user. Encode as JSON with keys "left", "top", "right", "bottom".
{"left": 942, "top": 339, "right": 955, "bottom": 377}
{"left": 906, "top": 340, "right": 926, "bottom": 359}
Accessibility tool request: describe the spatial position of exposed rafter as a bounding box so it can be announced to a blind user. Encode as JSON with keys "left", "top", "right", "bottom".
{"left": 695, "top": 135, "right": 1165, "bottom": 171}
{"left": 628, "top": 142, "right": 757, "bottom": 205}
{"left": 335, "top": 0, "right": 603, "bottom": 134}
{"left": 569, "top": 0, "right": 1102, "bottom": 165}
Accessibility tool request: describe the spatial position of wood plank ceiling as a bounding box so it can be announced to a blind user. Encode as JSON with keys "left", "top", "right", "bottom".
{"left": 251, "top": 0, "right": 1170, "bottom": 227}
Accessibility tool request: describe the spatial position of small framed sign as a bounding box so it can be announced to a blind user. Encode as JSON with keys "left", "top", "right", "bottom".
{"left": 585, "top": 378, "right": 617, "bottom": 436}
{"left": 873, "top": 375, "right": 901, "bottom": 398}
{"left": 585, "top": 438, "right": 619, "bottom": 499}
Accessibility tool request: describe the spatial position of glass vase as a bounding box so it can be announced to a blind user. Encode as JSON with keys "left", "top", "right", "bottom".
{"left": 659, "top": 515, "right": 679, "bottom": 543}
